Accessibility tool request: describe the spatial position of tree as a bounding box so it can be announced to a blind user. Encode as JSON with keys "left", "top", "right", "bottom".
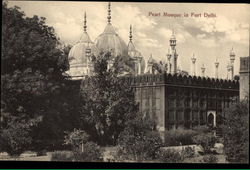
{"left": 1, "top": 3, "right": 75, "bottom": 154}
{"left": 64, "top": 129, "right": 89, "bottom": 152}
{"left": 222, "top": 99, "right": 249, "bottom": 163}
{"left": 117, "top": 113, "right": 162, "bottom": 161}
{"left": 0, "top": 117, "right": 41, "bottom": 157}
{"left": 80, "top": 52, "right": 139, "bottom": 146}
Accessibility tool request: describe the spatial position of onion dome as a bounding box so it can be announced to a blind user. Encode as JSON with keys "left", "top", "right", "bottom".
{"left": 67, "top": 12, "right": 98, "bottom": 78}
{"left": 128, "top": 25, "right": 141, "bottom": 58}
{"left": 95, "top": 2, "right": 128, "bottom": 57}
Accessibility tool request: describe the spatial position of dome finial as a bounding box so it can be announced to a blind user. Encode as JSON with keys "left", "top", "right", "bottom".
{"left": 107, "top": 2, "right": 111, "bottom": 23}
{"left": 129, "top": 25, "right": 133, "bottom": 42}
{"left": 83, "top": 11, "right": 87, "bottom": 32}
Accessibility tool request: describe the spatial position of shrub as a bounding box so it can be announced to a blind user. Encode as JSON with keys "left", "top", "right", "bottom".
{"left": 155, "top": 149, "right": 184, "bottom": 163}
{"left": 0, "top": 122, "right": 32, "bottom": 157}
{"left": 36, "top": 149, "right": 47, "bottom": 156}
{"left": 222, "top": 100, "right": 249, "bottom": 163}
{"left": 192, "top": 133, "right": 216, "bottom": 154}
{"left": 117, "top": 113, "right": 163, "bottom": 162}
{"left": 118, "top": 131, "right": 162, "bottom": 162}
{"left": 193, "top": 126, "right": 211, "bottom": 134}
{"left": 51, "top": 151, "right": 74, "bottom": 161}
{"left": 202, "top": 154, "right": 218, "bottom": 163}
{"left": 64, "top": 129, "right": 89, "bottom": 151}
{"left": 164, "top": 128, "right": 198, "bottom": 146}
{"left": 73, "top": 142, "right": 103, "bottom": 162}
{"left": 181, "top": 146, "right": 195, "bottom": 158}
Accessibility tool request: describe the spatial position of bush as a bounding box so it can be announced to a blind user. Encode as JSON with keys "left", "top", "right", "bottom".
{"left": 0, "top": 122, "right": 32, "bottom": 157}
{"left": 118, "top": 131, "right": 162, "bottom": 162}
{"left": 51, "top": 151, "right": 74, "bottom": 161}
{"left": 117, "top": 113, "right": 162, "bottom": 162}
{"left": 202, "top": 154, "right": 218, "bottom": 163}
{"left": 181, "top": 146, "right": 195, "bottom": 158}
{"left": 192, "top": 133, "right": 216, "bottom": 154}
{"left": 222, "top": 100, "right": 249, "bottom": 163}
{"left": 155, "top": 149, "right": 184, "bottom": 163}
{"left": 73, "top": 142, "right": 103, "bottom": 162}
{"left": 193, "top": 126, "right": 211, "bottom": 134}
{"left": 51, "top": 142, "right": 102, "bottom": 162}
{"left": 164, "top": 128, "right": 198, "bottom": 146}
{"left": 36, "top": 149, "right": 47, "bottom": 156}
{"left": 64, "top": 129, "right": 89, "bottom": 151}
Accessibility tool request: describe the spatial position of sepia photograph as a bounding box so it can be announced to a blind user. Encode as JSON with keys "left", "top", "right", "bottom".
{"left": 0, "top": 0, "right": 249, "bottom": 166}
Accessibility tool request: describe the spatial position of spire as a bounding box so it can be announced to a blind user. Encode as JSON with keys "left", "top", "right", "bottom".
{"left": 83, "top": 11, "right": 87, "bottom": 32}
{"left": 107, "top": 2, "right": 111, "bottom": 24}
{"left": 129, "top": 25, "right": 133, "bottom": 42}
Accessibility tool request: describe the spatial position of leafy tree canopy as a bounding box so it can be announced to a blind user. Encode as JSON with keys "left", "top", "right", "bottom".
{"left": 80, "top": 52, "right": 139, "bottom": 146}
{"left": 1, "top": 3, "right": 77, "bottom": 154}
{"left": 222, "top": 99, "right": 249, "bottom": 163}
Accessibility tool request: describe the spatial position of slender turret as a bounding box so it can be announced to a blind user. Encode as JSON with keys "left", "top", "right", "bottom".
{"left": 169, "top": 30, "right": 178, "bottom": 74}
{"left": 191, "top": 53, "right": 197, "bottom": 76}
{"left": 201, "top": 64, "right": 206, "bottom": 77}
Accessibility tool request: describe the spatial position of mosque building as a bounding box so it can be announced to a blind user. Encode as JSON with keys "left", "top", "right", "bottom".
{"left": 66, "top": 2, "right": 243, "bottom": 134}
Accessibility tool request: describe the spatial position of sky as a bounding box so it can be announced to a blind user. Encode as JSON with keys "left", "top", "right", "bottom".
{"left": 7, "top": 1, "right": 250, "bottom": 78}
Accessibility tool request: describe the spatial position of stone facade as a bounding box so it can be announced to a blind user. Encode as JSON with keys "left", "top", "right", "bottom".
{"left": 239, "top": 57, "right": 250, "bottom": 100}
{"left": 124, "top": 73, "right": 239, "bottom": 133}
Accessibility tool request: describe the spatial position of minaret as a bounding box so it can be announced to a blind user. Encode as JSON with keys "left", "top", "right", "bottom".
{"left": 167, "top": 48, "right": 171, "bottom": 73}
{"left": 191, "top": 53, "right": 196, "bottom": 76}
{"left": 229, "top": 47, "right": 235, "bottom": 79}
{"left": 201, "top": 64, "right": 206, "bottom": 77}
{"left": 170, "top": 30, "right": 178, "bottom": 74}
{"left": 214, "top": 59, "right": 219, "bottom": 79}
{"left": 84, "top": 12, "right": 92, "bottom": 75}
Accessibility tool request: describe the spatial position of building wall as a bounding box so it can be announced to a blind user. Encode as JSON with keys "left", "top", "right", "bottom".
{"left": 129, "top": 73, "right": 239, "bottom": 131}
{"left": 69, "top": 73, "right": 239, "bottom": 133}
{"left": 239, "top": 57, "right": 249, "bottom": 100}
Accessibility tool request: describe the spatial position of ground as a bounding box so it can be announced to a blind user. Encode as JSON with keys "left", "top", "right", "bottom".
{"left": 0, "top": 143, "right": 227, "bottom": 163}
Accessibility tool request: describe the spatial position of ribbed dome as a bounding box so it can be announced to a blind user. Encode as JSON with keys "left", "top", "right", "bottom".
{"left": 68, "top": 12, "right": 99, "bottom": 68}
{"left": 95, "top": 23, "right": 128, "bottom": 57}
{"left": 68, "top": 39, "right": 98, "bottom": 68}
{"left": 67, "top": 12, "right": 99, "bottom": 78}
